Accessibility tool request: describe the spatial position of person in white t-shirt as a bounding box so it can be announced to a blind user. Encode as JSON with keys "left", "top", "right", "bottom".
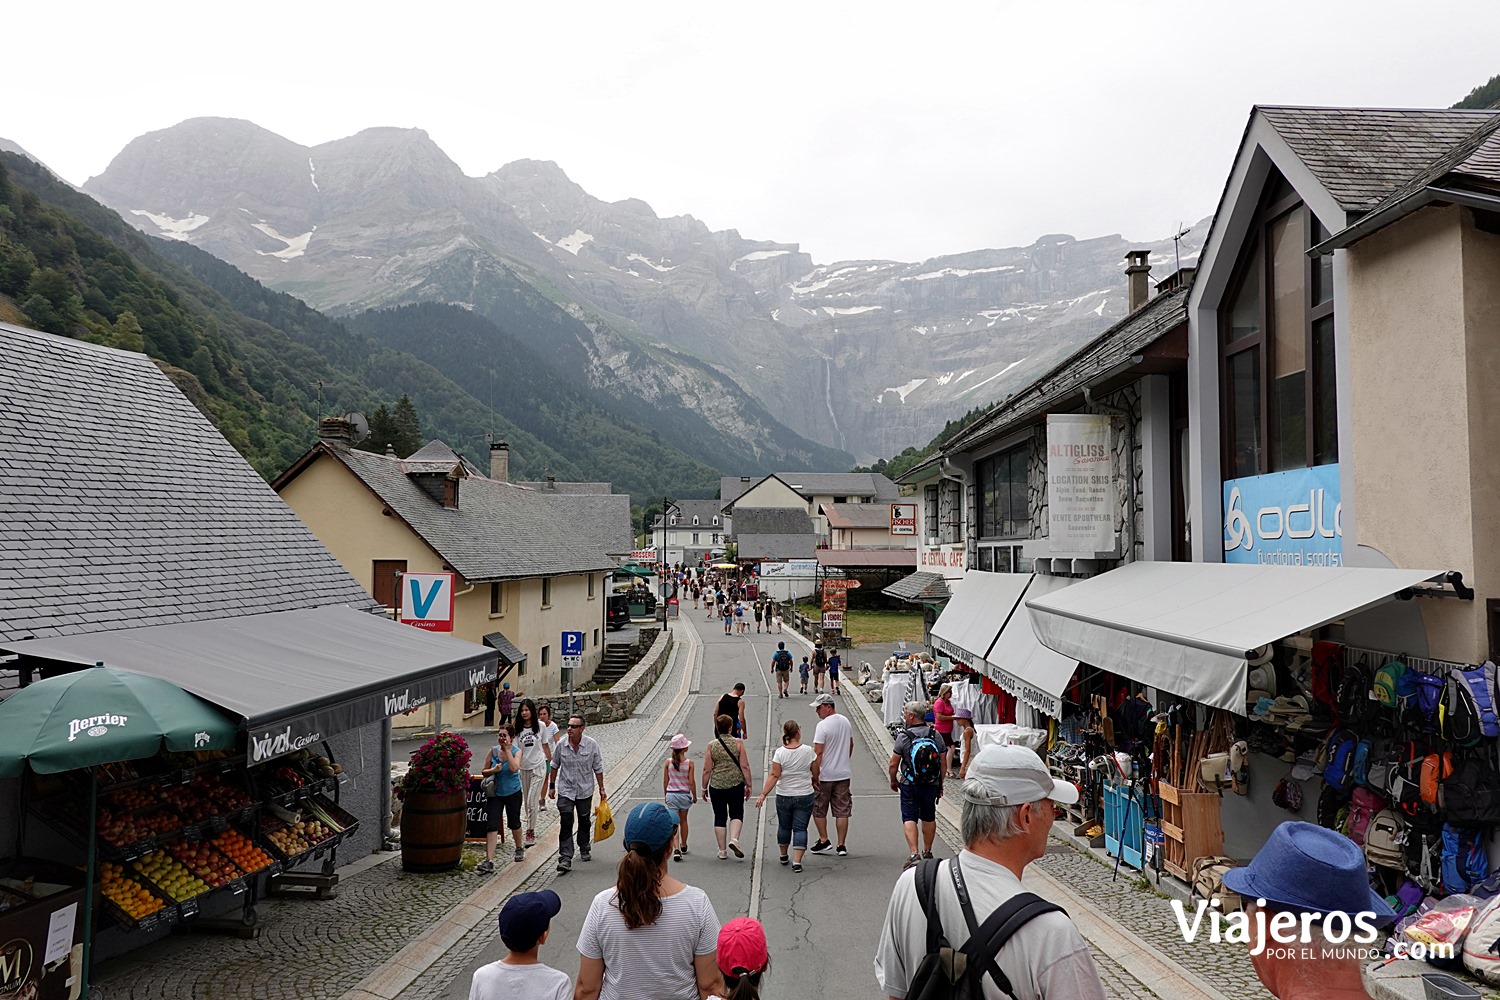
{"left": 808, "top": 694, "right": 855, "bottom": 857}
{"left": 513, "top": 699, "right": 552, "bottom": 847}
{"left": 754, "top": 719, "right": 820, "bottom": 872}
{"left": 575, "top": 802, "right": 723, "bottom": 1000}
{"left": 470, "top": 890, "right": 570, "bottom": 1000}
{"left": 537, "top": 704, "right": 561, "bottom": 809}
{"left": 873, "top": 745, "right": 1106, "bottom": 1000}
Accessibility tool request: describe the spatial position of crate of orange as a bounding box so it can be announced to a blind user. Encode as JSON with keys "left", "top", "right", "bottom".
{"left": 99, "top": 860, "right": 176, "bottom": 931}
{"left": 211, "top": 827, "right": 276, "bottom": 876}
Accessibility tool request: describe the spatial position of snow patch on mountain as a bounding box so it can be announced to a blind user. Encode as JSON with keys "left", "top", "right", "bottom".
{"left": 556, "top": 230, "right": 594, "bottom": 255}
{"left": 251, "top": 222, "right": 314, "bottom": 259}
{"left": 906, "top": 264, "right": 1018, "bottom": 282}
{"left": 955, "top": 359, "right": 1026, "bottom": 398}
{"left": 131, "top": 209, "right": 210, "bottom": 240}
{"left": 878, "top": 378, "right": 928, "bottom": 404}
{"left": 822, "top": 305, "right": 882, "bottom": 316}
{"left": 732, "top": 249, "right": 790, "bottom": 268}
{"left": 627, "top": 253, "right": 675, "bottom": 272}
{"left": 309, "top": 157, "right": 320, "bottom": 191}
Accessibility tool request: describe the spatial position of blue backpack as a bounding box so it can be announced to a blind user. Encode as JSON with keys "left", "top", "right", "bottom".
{"left": 904, "top": 730, "right": 944, "bottom": 785}
{"left": 1442, "top": 824, "right": 1491, "bottom": 895}
{"left": 1353, "top": 738, "right": 1375, "bottom": 787}
{"left": 1446, "top": 663, "right": 1500, "bottom": 747}
{"left": 1415, "top": 673, "right": 1446, "bottom": 731}
{"left": 1324, "top": 731, "right": 1358, "bottom": 792}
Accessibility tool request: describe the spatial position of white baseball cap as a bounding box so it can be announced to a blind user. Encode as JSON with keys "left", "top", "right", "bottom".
{"left": 962, "top": 745, "right": 1079, "bottom": 806}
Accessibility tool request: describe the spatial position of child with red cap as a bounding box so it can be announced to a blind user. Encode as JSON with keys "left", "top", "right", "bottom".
{"left": 710, "top": 917, "right": 770, "bottom": 1000}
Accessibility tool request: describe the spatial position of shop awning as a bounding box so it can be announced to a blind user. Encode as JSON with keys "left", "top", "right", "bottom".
{"left": 928, "top": 571, "right": 1032, "bottom": 666}
{"left": 1025, "top": 562, "right": 1446, "bottom": 713}
{"left": 983, "top": 575, "right": 1079, "bottom": 717}
{"left": 883, "top": 571, "right": 952, "bottom": 604}
{"left": 0, "top": 606, "right": 499, "bottom": 763}
{"left": 483, "top": 631, "right": 527, "bottom": 683}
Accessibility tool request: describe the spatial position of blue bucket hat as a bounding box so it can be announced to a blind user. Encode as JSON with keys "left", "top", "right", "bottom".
{"left": 1223, "top": 822, "right": 1395, "bottom": 921}
{"left": 623, "top": 801, "right": 679, "bottom": 852}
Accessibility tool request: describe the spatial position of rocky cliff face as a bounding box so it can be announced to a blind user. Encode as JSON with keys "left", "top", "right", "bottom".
{"left": 85, "top": 119, "right": 1205, "bottom": 463}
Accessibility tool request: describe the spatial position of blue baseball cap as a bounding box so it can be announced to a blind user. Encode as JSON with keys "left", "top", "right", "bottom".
{"left": 624, "top": 801, "right": 679, "bottom": 852}
{"left": 1223, "top": 822, "right": 1395, "bottom": 921}
{"left": 498, "top": 889, "right": 561, "bottom": 951}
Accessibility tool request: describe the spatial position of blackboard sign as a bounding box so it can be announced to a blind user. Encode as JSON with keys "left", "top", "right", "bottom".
{"left": 465, "top": 775, "right": 490, "bottom": 840}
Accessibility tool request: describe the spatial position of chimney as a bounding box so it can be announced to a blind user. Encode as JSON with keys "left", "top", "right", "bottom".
{"left": 385, "top": 443, "right": 395, "bottom": 457}
{"left": 546, "top": 475, "right": 556, "bottom": 490}
{"left": 318, "top": 417, "right": 354, "bottom": 450}
{"left": 1157, "top": 266, "right": 1196, "bottom": 295}
{"left": 489, "top": 440, "right": 510, "bottom": 482}
{"left": 1124, "top": 250, "right": 1152, "bottom": 312}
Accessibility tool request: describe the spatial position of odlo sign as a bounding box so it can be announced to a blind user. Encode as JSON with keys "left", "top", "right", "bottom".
{"left": 67, "top": 714, "right": 128, "bottom": 742}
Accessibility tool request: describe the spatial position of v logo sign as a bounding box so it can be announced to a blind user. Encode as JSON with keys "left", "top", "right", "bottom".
{"left": 409, "top": 578, "right": 442, "bottom": 618}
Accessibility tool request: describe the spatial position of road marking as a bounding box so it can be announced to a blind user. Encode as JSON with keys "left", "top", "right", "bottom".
{"left": 741, "top": 631, "right": 775, "bottom": 923}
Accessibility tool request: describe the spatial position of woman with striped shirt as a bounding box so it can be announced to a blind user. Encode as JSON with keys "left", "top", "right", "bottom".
{"left": 662, "top": 734, "right": 697, "bottom": 861}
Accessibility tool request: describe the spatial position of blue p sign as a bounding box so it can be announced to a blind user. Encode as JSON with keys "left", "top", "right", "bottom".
{"left": 561, "top": 631, "right": 584, "bottom": 657}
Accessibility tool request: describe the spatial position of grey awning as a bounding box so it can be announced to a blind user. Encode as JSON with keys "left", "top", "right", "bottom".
{"left": 883, "top": 571, "right": 952, "bottom": 604}
{"left": 1026, "top": 562, "right": 1446, "bottom": 712}
{"left": 928, "top": 571, "right": 1032, "bottom": 666}
{"left": 483, "top": 631, "right": 527, "bottom": 682}
{"left": 1, "top": 607, "right": 498, "bottom": 763}
{"left": 983, "top": 575, "right": 1079, "bottom": 717}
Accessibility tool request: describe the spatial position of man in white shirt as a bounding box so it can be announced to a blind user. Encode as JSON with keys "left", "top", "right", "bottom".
{"left": 808, "top": 693, "right": 855, "bottom": 857}
{"left": 873, "top": 745, "right": 1107, "bottom": 1000}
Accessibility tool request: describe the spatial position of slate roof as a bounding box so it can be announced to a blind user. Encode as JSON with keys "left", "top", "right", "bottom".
{"left": 0, "top": 322, "right": 375, "bottom": 642}
{"left": 653, "top": 499, "right": 726, "bottom": 528}
{"left": 720, "top": 472, "right": 898, "bottom": 505}
{"left": 821, "top": 503, "right": 896, "bottom": 529}
{"left": 730, "top": 508, "right": 816, "bottom": 536}
{"left": 482, "top": 631, "right": 527, "bottom": 666}
{"left": 1258, "top": 106, "right": 1500, "bottom": 212}
{"left": 738, "top": 535, "right": 817, "bottom": 561}
{"left": 299, "top": 444, "right": 623, "bottom": 580}
{"left": 883, "top": 571, "right": 953, "bottom": 604}
{"left": 943, "top": 281, "right": 1190, "bottom": 455}
{"left": 516, "top": 481, "right": 614, "bottom": 495}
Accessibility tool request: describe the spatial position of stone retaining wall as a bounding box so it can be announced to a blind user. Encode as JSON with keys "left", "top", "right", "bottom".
{"left": 571, "top": 627, "right": 673, "bottom": 724}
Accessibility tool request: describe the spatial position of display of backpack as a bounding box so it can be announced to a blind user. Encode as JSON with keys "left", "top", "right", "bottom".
{"left": 1373, "top": 659, "right": 1410, "bottom": 709}
{"left": 1445, "top": 663, "right": 1500, "bottom": 747}
{"left": 1463, "top": 894, "right": 1500, "bottom": 985}
{"left": 1443, "top": 753, "right": 1500, "bottom": 826}
{"left": 1309, "top": 641, "right": 1345, "bottom": 718}
{"left": 1390, "top": 749, "right": 1427, "bottom": 816}
{"left": 1421, "top": 752, "right": 1455, "bottom": 809}
{"left": 909, "top": 856, "right": 1063, "bottom": 1000}
{"left": 1190, "top": 855, "right": 1243, "bottom": 912}
{"left": 1364, "top": 809, "right": 1406, "bottom": 869}
{"left": 1405, "top": 815, "right": 1445, "bottom": 892}
{"left": 1441, "top": 823, "right": 1490, "bottom": 895}
{"left": 1317, "top": 784, "right": 1350, "bottom": 831}
{"left": 1347, "top": 787, "right": 1386, "bottom": 846}
{"left": 1352, "top": 738, "right": 1375, "bottom": 787}
{"left": 1415, "top": 673, "right": 1446, "bottom": 732}
{"left": 1335, "top": 658, "right": 1375, "bottom": 729}
{"left": 1366, "top": 738, "right": 1406, "bottom": 798}
{"left": 905, "top": 729, "right": 944, "bottom": 785}
{"left": 1323, "top": 731, "right": 1358, "bottom": 792}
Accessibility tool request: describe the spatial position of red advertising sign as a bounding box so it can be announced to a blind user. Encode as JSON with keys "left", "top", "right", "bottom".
{"left": 891, "top": 502, "right": 918, "bottom": 536}
{"left": 821, "top": 578, "right": 862, "bottom": 592}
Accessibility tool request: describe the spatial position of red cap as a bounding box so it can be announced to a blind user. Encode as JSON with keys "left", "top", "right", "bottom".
{"left": 716, "top": 917, "right": 769, "bottom": 977}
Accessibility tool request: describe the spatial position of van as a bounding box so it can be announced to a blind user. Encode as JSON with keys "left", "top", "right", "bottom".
{"left": 607, "top": 593, "right": 630, "bottom": 630}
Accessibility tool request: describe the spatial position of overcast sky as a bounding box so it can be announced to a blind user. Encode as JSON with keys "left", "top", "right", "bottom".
{"left": 8, "top": 2, "right": 1499, "bottom": 263}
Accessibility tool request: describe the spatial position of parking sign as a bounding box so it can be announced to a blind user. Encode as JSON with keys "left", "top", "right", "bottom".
{"left": 561, "top": 631, "right": 584, "bottom": 657}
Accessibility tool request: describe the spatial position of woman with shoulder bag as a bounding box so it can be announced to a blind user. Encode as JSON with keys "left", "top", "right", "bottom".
{"left": 754, "top": 720, "right": 819, "bottom": 872}
{"left": 702, "top": 715, "right": 752, "bottom": 860}
{"left": 513, "top": 699, "right": 551, "bottom": 847}
{"left": 478, "top": 723, "right": 523, "bottom": 875}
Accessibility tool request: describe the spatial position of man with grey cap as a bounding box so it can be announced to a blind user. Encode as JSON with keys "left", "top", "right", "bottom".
{"left": 874, "top": 744, "right": 1106, "bottom": 1000}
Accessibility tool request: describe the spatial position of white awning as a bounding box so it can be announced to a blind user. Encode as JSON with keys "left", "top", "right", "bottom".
{"left": 983, "top": 575, "right": 1079, "bottom": 717}
{"left": 1026, "top": 562, "right": 1446, "bottom": 713}
{"left": 928, "top": 571, "right": 1032, "bottom": 666}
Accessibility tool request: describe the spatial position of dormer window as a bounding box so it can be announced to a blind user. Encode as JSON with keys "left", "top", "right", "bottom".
{"left": 693, "top": 515, "right": 699, "bottom": 525}
{"left": 669, "top": 515, "right": 677, "bottom": 525}
{"left": 713, "top": 516, "right": 719, "bottom": 526}
{"left": 443, "top": 477, "right": 458, "bottom": 509}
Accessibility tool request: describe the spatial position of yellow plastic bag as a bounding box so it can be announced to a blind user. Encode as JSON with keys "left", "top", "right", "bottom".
{"left": 594, "top": 799, "right": 616, "bottom": 842}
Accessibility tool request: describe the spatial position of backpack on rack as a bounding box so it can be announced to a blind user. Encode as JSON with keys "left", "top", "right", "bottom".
{"left": 1336, "top": 658, "right": 1375, "bottom": 729}
{"left": 1352, "top": 738, "right": 1375, "bottom": 788}
{"left": 1415, "top": 673, "right": 1446, "bottom": 732}
{"left": 1365, "top": 738, "right": 1404, "bottom": 798}
{"left": 1465, "top": 894, "right": 1500, "bottom": 985}
{"left": 1444, "top": 752, "right": 1500, "bottom": 826}
{"left": 905, "top": 730, "right": 945, "bottom": 786}
{"left": 1405, "top": 815, "right": 1445, "bottom": 893}
{"left": 1347, "top": 787, "right": 1386, "bottom": 846}
{"left": 1421, "top": 752, "right": 1454, "bottom": 810}
{"left": 1323, "top": 731, "right": 1358, "bottom": 792}
{"left": 1190, "top": 856, "right": 1243, "bottom": 912}
{"left": 1389, "top": 746, "right": 1427, "bottom": 817}
{"left": 1441, "top": 824, "right": 1491, "bottom": 895}
{"left": 1317, "top": 784, "right": 1350, "bottom": 832}
{"left": 1364, "top": 809, "right": 1406, "bottom": 870}
{"left": 1446, "top": 663, "right": 1500, "bottom": 747}
{"left": 909, "top": 856, "right": 1064, "bottom": 1000}
{"left": 1373, "top": 659, "right": 1410, "bottom": 710}
{"left": 1309, "top": 641, "right": 1345, "bottom": 718}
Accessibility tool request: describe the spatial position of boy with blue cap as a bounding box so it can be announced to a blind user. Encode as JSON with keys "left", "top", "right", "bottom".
{"left": 470, "top": 890, "right": 570, "bottom": 1000}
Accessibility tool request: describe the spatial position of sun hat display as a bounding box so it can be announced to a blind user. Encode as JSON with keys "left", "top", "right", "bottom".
{"left": 1247, "top": 664, "right": 1277, "bottom": 696}
{"left": 716, "top": 916, "right": 770, "bottom": 977}
{"left": 669, "top": 733, "right": 692, "bottom": 750}
{"left": 1248, "top": 645, "right": 1275, "bottom": 666}
{"left": 623, "top": 801, "right": 679, "bottom": 852}
{"left": 1222, "top": 821, "right": 1396, "bottom": 919}
{"left": 962, "top": 745, "right": 1079, "bottom": 806}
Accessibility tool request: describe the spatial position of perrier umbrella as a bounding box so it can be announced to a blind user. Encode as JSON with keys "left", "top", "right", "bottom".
{"left": 0, "top": 662, "right": 240, "bottom": 995}
{"left": 613, "top": 562, "right": 654, "bottom": 578}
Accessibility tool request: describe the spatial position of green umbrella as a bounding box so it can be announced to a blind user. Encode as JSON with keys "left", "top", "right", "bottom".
{"left": 614, "top": 563, "right": 654, "bottom": 578}
{"left": 0, "top": 662, "right": 239, "bottom": 995}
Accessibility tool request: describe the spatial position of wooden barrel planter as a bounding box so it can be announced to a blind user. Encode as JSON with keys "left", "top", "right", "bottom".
{"left": 400, "top": 789, "right": 468, "bottom": 872}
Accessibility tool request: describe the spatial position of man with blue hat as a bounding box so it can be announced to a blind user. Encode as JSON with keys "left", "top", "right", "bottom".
{"left": 470, "top": 890, "right": 570, "bottom": 1000}
{"left": 1222, "top": 821, "right": 1394, "bottom": 999}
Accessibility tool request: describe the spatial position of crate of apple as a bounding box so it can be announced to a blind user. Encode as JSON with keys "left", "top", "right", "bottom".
{"left": 159, "top": 785, "right": 218, "bottom": 824}
{"left": 105, "top": 786, "right": 158, "bottom": 812}
{"left": 132, "top": 852, "right": 209, "bottom": 902}
{"left": 163, "top": 838, "right": 241, "bottom": 888}
{"left": 97, "top": 807, "right": 154, "bottom": 847}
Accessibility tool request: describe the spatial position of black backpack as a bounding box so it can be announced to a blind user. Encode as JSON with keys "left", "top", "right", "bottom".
{"left": 908, "top": 856, "right": 1063, "bottom": 1000}
{"left": 1444, "top": 752, "right": 1500, "bottom": 826}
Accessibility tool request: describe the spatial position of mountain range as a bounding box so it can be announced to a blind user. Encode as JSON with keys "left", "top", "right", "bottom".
{"left": 80, "top": 117, "right": 1207, "bottom": 463}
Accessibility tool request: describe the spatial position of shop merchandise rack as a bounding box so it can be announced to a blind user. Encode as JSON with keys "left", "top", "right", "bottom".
{"left": 1156, "top": 780, "right": 1225, "bottom": 881}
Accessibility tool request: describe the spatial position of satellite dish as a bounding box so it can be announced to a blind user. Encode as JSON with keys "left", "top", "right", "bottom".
{"left": 345, "top": 411, "right": 370, "bottom": 441}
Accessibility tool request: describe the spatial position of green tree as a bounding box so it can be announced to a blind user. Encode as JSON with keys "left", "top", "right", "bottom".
{"left": 392, "top": 394, "right": 423, "bottom": 456}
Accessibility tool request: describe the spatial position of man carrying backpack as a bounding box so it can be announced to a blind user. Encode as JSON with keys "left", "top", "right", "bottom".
{"left": 889, "top": 701, "right": 946, "bottom": 870}
{"left": 875, "top": 745, "right": 1105, "bottom": 1000}
{"left": 771, "top": 642, "right": 794, "bottom": 698}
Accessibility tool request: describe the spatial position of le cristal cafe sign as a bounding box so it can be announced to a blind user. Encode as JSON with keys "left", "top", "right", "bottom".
{"left": 1223, "top": 464, "right": 1342, "bottom": 566}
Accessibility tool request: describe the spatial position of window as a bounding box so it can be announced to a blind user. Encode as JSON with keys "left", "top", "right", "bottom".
{"left": 587, "top": 574, "right": 595, "bottom": 599}
{"left": 372, "top": 560, "right": 407, "bottom": 609}
{"left": 925, "top": 485, "right": 939, "bottom": 539}
{"left": 541, "top": 578, "right": 552, "bottom": 607}
{"left": 490, "top": 581, "right": 508, "bottom": 615}
{"left": 692, "top": 532, "right": 700, "bottom": 545}
{"left": 593, "top": 628, "right": 600, "bottom": 646}
{"left": 541, "top": 645, "right": 550, "bottom": 667}
{"left": 693, "top": 515, "right": 699, "bottom": 525}
{"left": 1220, "top": 174, "right": 1338, "bottom": 479}
{"left": 834, "top": 496, "right": 848, "bottom": 503}
{"left": 975, "top": 444, "right": 1029, "bottom": 538}
{"left": 712, "top": 515, "right": 719, "bottom": 525}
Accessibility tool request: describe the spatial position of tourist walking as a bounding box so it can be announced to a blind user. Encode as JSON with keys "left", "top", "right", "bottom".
{"left": 874, "top": 745, "right": 1106, "bottom": 1000}
{"left": 798, "top": 656, "right": 811, "bottom": 695}
{"left": 703, "top": 714, "right": 752, "bottom": 860}
{"left": 662, "top": 734, "right": 697, "bottom": 861}
{"left": 470, "top": 890, "right": 570, "bottom": 1000}
{"left": 714, "top": 682, "right": 748, "bottom": 740}
{"left": 704, "top": 589, "right": 715, "bottom": 620}
{"left": 827, "top": 648, "right": 843, "bottom": 696}
{"left": 889, "top": 700, "right": 943, "bottom": 869}
{"left": 710, "top": 917, "right": 770, "bottom": 1000}
{"left": 811, "top": 642, "right": 828, "bottom": 693}
{"left": 513, "top": 699, "right": 551, "bottom": 846}
{"left": 574, "top": 803, "right": 724, "bottom": 1000}
{"left": 479, "top": 723, "right": 524, "bottom": 874}
{"left": 551, "top": 714, "right": 607, "bottom": 874}
{"left": 932, "top": 684, "right": 957, "bottom": 778}
{"left": 538, "top": 703, "right": 561, "bottom": 811}
{"left": 722, "top": 604, "right": 733, "bottom": 635}
{"left": 770, "top": 642, "right": 793, "bottom": 698}
{"left": 735, "top": 601, "right": 747, "bottom": 635}
{"left": 753, "top": 603, "right": 763, "bottom": 633}
{"left": 498, "top": 681, "right": 516, "bottom": 721}
{"left": 754, "top": 720, "right": 819, "bottom": 872}
{"left": 809, "top": 693, "right": 854, "bottom": 857}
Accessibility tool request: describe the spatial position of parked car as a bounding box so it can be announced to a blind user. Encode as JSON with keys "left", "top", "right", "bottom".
{"left": 607, "top": 593, "right": 630, "bottom": 630}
